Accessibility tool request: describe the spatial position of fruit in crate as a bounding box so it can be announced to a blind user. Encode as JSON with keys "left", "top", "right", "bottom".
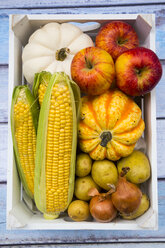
{"left": 121, "top": 193, "right": 150, "bottom": 220}
{"left": 117, "top": 150, "right": 151, "bottom": 184}
{"left": 95, "top": 21, "right": 139, "bottom": 61}
{"left": 10, "top": 86, "right": 39, "bottom": 199}
{"left": 34, "top": 72, "right": 81, "bottom": 219}
{"left": 74, "top": 176, "right": 100, "bottom": 201}
{"left": 91, "top": 160, "right": 118, "bottom": 190}
{"left": 76, "top": 153, "right": 92, "bottom": 177}
{"left": 71, "top": 47, "right": 115, "bottom": 95}
{"left": 111, "top": 167, "right": 142, "bottom": 215}
{"left": 68, "top": 200, "right": 90, "bottom": 221}
{"left": 22, "top": 22, "right": 94, "bottom": 84}
{"left": 115, "top": 47, "right": 162, "bottom": 96}
{"left": 88, "top": 188, "right": 117, "bottom": 223}
{"left": 78, "top": 89, "right": 145, "bottom": 161}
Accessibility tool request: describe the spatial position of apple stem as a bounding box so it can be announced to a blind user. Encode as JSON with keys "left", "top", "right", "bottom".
{"left": 85, "top": 56, "right": 93, "bottom": 69}
{"left": 56, "top": 48, "right": 70, "bottom": 61}
{"left": 117, "top": 38, "right": 128, "bottom": 45}
{"left": 135, "top": 67, "right": 145, "bottom": 76}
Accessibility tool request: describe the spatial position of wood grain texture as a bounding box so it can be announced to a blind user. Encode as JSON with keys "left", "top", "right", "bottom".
{"left": 0, "top": 124, "right": 8, "bottom": 182}
{"left": 0, "top": 3, "right": 165, "bottom": 64}
{"left": 0, "top": 0, "right": 165, "bottom": 8}
{"left": 0, "top": 65, "right": 8, "bottom": 122}
{"left": 1, "top": 180, "right": 165, "bottom": 245}
{"left": 3, "top": 244, "right": 165, "bottom": 248}
{"left": 156, "top": 61, "right": 165, "bottom": 118}
{"left": 156, "top": 120, "right": 165, "bottom": 178}
{"left": 0, "top": 17, "right": 8, "bottom": 64}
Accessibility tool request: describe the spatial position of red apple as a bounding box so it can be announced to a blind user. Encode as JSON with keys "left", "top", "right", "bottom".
{"left": 115, "top": 47, "right": 162, "bottom": 96}
{"left": 96, "top": 21, "right": 139, "bottom": 61}
{"left": 71, "top": 47, "right": 115, "bottom": 96}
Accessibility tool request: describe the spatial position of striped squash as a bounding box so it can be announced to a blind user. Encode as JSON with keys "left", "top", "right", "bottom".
{"left": 78, "top": 89, "right": 145, "bottom": 161}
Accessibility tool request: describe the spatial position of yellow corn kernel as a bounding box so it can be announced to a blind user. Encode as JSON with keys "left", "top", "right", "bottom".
{"left": 38, "top": 84, "right": 47, "bottom": 106}
{"left": 14, "top": 99, "right": 36, "bottom": 196}
{"left": 45, "top": 82, "right": 73, "bottom": 213}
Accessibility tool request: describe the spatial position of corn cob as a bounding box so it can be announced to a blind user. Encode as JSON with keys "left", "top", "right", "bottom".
{"left": 34, "top": 72, "right": 81, "bottom": 219}
{"left": 10, "top": 86, "right": 39, "bottom": 199}
{"left": 33, "top": 71, "right": 52, "bottom": 106}
{"left": 33, "top": 71, "right": 81, "bottom": 118}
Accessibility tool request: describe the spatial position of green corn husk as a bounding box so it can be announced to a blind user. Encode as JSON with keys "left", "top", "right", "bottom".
{"left": 32, "top": 71, "right": 81, "bottom": 119}
{"left": 10, "top": 85, "right": 39, "bottom": 199}
{"left": 32, "top": 71, "right": 52, "bottom": 106}
{"left": 34, "top": 72, "right": 81, "bottom": 219}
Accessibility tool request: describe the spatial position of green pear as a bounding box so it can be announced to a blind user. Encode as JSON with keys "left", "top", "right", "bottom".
{"left": 117, "top": 150, "right": 150, "bottom": 184}
{"left": 91, "top": 160, "right": 118, "bottom": 191}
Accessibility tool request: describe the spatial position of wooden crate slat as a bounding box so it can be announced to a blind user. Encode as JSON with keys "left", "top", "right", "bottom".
{"left": 1, "top": 180, "right": 165, "bottom": 244}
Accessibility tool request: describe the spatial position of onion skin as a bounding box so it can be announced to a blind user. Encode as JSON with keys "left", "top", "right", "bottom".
{"left": 111, "top": 176, "right": 142, "bottom": 215}
{"left": 89, "top": 194, "right": 117, "bottom": 223}
{"left": 121, "top": 193, "right": 150, "bottom": 220}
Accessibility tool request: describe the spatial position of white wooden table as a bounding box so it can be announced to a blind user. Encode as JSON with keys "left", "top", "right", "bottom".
{"left": 0, "top": 0, "right": 165, "bottom": 247}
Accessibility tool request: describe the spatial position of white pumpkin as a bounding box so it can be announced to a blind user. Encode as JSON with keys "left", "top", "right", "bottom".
{"left": 22, "top": 22, "right": 94, "bottom": 84}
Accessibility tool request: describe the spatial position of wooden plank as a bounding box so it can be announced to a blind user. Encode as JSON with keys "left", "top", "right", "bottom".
{"left": 0, "top": 4, "right": 165, "bottom": 64}
{"left": 0, "top": 124, "right": 8, "bottom": 182}
{"left": 156, "top": 120, "right": 165, "bottom": 178}
{"left": 156, "top": 61, "right": 165, "bottom": 118}
{"left": 0, "top": 17, "right": 8, "bottom": 64}
{"left": 0, "top": 0, "right": 165, "bottom": 8}
{"left": 1, "top": 180, "right": 165, "bottom": 244}
{"left": 1, "top": 61, "right": 164, "bottom": 123}
{"left": 0, "top": 65, "right": 8, "bottom": 122}
{"left": 1, "top": 119, "right": 165, "bottom": 183}
{"left": 5, "top": 243, "right": 165, "bottom": 248}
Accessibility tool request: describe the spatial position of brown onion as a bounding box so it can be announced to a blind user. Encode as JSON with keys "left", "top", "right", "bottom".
{"left": 111, "top": 167, "right": 142, "bottom": 215}
{"left": 88, "top": 188, "right": 117, "bottom": 223}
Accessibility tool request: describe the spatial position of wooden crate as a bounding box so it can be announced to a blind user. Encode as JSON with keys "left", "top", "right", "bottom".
{"left": 7, "top": 14, "right": 158, "bottom": 230}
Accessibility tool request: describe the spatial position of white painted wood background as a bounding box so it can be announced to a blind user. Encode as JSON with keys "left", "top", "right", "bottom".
{"left": 0, "top": 0, "right": 165, "bottom": 247}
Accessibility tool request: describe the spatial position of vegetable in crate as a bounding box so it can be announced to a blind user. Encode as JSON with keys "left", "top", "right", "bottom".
{"left": 34, "top": 72, "right": 81, "bottom": 219}
{"left": 76, "top": 153, "right": 92, "bottom": 177}
{"left": 88, "top": 188, "right": 117, "bottom": 223}
{"left": 74, "top": 176, "right": 100, "bottom": 201}
{"left": 111, "top": 167, "right": 142, "bottom": 215}
{"left": 32, "top": 71, "right": 52, "bottom": 106}
{"left": 33, "top": 71, "right": 81, "bottom": 119}
{"left": 22, "top": 22, "right": 94, "bottom": 85}
{"left": 10, "top": 86, "right": 39, "bottom": 199}
{"left": 78, "top": 89, "right": 145, "bottom": 161}
{"left": 121, "top": 193, "right": 150, "bottom": 220}
{"left": 68, "top": 200, "right": 90, "bottom": 222}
